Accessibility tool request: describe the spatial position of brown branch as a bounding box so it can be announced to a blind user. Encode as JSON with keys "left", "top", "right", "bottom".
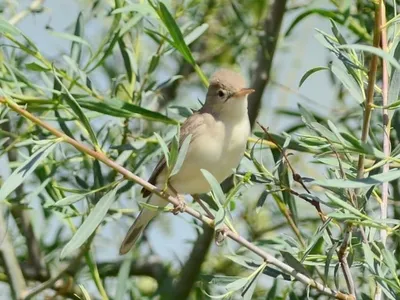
{"left": 97, "top": 255, "right": 169, "bottom": 283}
{"left": 0, "top": 96, "right": 353, "bottom": 300}
{"left": 376, "top": 1, "right": 389, "bottom": 299}
{"left": 169, "top": 222, "right": 214, "bottom": 299}
{"left": 248, "top": 0, "right": 287, "bottom": 128}
{"left": 356, "top": 1, "right": 382, "bottom": 180}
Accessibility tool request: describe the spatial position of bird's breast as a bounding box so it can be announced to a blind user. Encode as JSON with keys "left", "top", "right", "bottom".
{"left": 170, "top": 117, "right": 250, "bottom": 195}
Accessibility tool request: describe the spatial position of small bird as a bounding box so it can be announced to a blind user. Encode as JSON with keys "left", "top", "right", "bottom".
{"left": 119, "top": 69, "right": 254, "bottom": 254}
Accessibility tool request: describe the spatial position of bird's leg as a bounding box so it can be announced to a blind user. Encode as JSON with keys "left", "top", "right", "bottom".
{"left": 168, "top": 183, "right": 186, "bottom": 215}
{"left": 192, "top": 194, "right": 214, "bottom": 219}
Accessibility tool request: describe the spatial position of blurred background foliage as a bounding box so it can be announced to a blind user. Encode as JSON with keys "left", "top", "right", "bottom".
{"left": 1, "top": 0, "right": 400, "bottom": 299}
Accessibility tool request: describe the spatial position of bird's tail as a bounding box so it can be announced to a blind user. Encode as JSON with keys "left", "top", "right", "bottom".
{"left": 119, "top": 195, "right": 164, "bottom": 254}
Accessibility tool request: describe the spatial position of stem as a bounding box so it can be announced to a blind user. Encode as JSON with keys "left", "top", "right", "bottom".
{"left": 356, "top": 1, "right": 382, "bottom": 179}
{"left": 0, "top": 96, "right": 354, "bottom": 300}
{"left": 375, "top": 1, "right": 389, "bottom": 299}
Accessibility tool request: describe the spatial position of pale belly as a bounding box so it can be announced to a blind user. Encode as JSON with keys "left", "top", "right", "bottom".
{"left": 169, "top": 118, "right": 250, "bottom": 195}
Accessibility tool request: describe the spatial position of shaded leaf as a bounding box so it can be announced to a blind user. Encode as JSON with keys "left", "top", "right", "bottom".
{"left": 60, "top": 182, "right": 122, "bottom": 258}
{"left": 0, "top": 140, "right": 60, "bottom": 201}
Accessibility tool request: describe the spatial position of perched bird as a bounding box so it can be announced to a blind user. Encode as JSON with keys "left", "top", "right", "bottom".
{"left": 119, "top": 69, "right": 254, "bottom": 254}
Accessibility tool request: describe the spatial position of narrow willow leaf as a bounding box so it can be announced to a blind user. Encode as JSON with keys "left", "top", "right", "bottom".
{"left": 115, "top": 258, "right": 132, "bottom": 300}
{"left": 154, "top": 132, "right": 170, "bottom": 167}
{"left": 280, "top": 251, "right": 310, "bottom": 276}
{"left": 299, "top": 66, "right": 328, "bottom": 87}
{"left": 214, "top": 208, "right": 226, "bottom": 231}
{"left": 200, "top": 169, "right": 226, "bottom": 205}
{"left": 242, "top": 264, "right": 266, "bottom": 300}
{"left": 49, "top": 30, "right": 92, "bottom": 52}
{"left": 77, "top": 97, "right": 177, "bottom": 124}
{"left": 60, "top": 182, "right": 122, "bottom": 258}
{"left": 53, "top": 193, "right": 90, "bottom": 207}
{"left": 156, "top": 3, "right": 196, "bottom": 65}
{"left": 0, "top": 140, "right": 60, "bottom": 201}
{"left": 330, "top": 63, "right": 364, "bottom": 103}
{"left": 25, "top": 62, "right": 50, "bottom": 72}
{"left": 285, "top": 9, "right": 344, "bottom": 37}
{"left": 226, "top": 277, "right": 248, "bottom": 292}
{"left": 54, "top": 74, "right": 99, "bottom": 147}
{"left": 324, "top": 242, "right": 338, "bottom": 282}
{"left": 325, "top": 193, "right": 366, "bottom": 218}
{"left": 71, "top": 12, "right": 84, "bottom": 63}
{"left": 313, "top": 169, "right": 400, "bottom": 188}
{"left": 170, "top": 134, "right": 192, "bottom": 176}
{"left": 337, "top": 44, "right": 400, "bottom": 70}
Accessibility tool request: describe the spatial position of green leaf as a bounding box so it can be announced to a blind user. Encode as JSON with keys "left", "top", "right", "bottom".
{"left": 214, "top": 208, "right": 226, "bottom": 231}
{"left": 313, "top": 169, "right": 400, "bottom": 188}
{"left": 156, "top": 3, "right": 196, "bottom": 65}
{"left": 170, "top": 134, "right": 192, "bottom": 176}
{"left": 330, "top": 63, "right": 364, "bottom": 103}
{"left": 54, "top": 74, "right": 99, "bottom": 147}
{"left": 242, "top": 264, "right": 266, "bottom": 300}
{"left": 200, "top": 169, "right": 226, "bottom": 205}
{"left": 226, "top": 277, "right": 248, "bottom": 292}
{"left": 325, "top": 193, "right": 366, "bottom": 218}
{"left": 115, "top": 258, "right": 132, "bottom": 300}
{"left": 337, "top": 44, "right": 400, "bottom": 71}
{"left": 77, "top": 97, "right": 177, "bottom": 124}
{"left": 280, "top": 251, "right": 310, "bottom": 276}
{"left": 154, "top": 132, "right": 170, "bottom": 167}
{"left": 324, "top": 242, "right": 338, "bottom": 282}
{"left": 25, "top": 62, "right": 50, "bottom": 72}
{"left": 299, "top": 67, "right": 328, "bottom": 87}
{"left": 49, "top": 30, "right": 92, "bottom": 52}
{"left": 60, "top": 182, "right": 122, "bottom": 259}
{"left": 0, "top": 140, "right": 60, "bottom": 202}
{"left": 286, "top": 9, "right": 341, "bottom": 37}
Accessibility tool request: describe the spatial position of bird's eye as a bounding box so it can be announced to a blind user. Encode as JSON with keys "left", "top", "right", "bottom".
{"left": 218, "top": 90, "right": 225, "bottom": 98}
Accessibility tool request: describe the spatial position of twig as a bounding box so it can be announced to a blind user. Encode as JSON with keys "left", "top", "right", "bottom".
{"left": 356, "top": 1, "right": 382, "bottom": 180}
{"left": 376, "top": 1, "right": 389, "bottom": 299}
{"left": 0, "top": 96, "right": 354, "bottom": 300}
{"left": 257, "top": 122, "right": 311, "bottom": 194}
{"left": 257, "top": 123, "right": 356, "bottom": 295}
{"left": 169, "top": 222, "right": 214, "bottom": 299}
{"left": 21, "top": 246, "right": 87, "bottom": 299}
{"left": 0, "top": 209, "right": 27, "bottom": 299}
{"left": 248, "top": 0, "right": 287, "bottom": 128}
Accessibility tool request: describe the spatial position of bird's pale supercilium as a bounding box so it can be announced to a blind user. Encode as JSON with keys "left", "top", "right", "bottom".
{"left": 119, "top": 69, "right": 255, "bottom": 254}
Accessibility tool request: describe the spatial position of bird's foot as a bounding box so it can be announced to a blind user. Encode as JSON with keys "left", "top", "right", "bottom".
{"left": 171, "top": 194, "right": 186, "bottom": 215}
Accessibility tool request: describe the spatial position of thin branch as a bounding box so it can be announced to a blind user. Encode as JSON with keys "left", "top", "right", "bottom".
{"left": 97, "top": 255, "right": 169, "bottom": 283}
{"left": 257, "top": 123, "right": 356, "bottom": 295}
{"left": 248, "top": 0, "right": 287, "bottom": 128}
{"left": 376, "top": 1, "right": 389, "bottom": 299}
{"left": 0, "top": 96, "right": 354, "bottom": 300}
{"left": 356, "top": 1, "right": 382, "bottom": 180}
{"left": 169, "top": 222, "right": 214, "bottom": 299}
{"left": 21, "top": 246, "right": 87, "bottom": 300}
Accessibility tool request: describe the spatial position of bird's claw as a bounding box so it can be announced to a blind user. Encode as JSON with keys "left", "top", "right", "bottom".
{"left": 215, "top": 228, "right": 228, "bottom": 246}
{"left": 171, "top": 195, "right": 186, "bottom": 215}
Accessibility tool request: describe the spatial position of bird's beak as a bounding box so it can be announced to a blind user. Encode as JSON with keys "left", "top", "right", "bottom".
{"left": 233, "top": 88, "right": 255, "bottom": 98}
